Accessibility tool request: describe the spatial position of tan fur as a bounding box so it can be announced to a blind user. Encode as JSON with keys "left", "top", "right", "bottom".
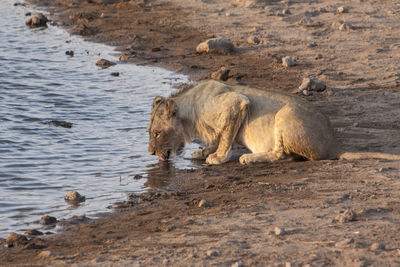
{"left": 148, "top": 80, "right": 400, "bottom": 164}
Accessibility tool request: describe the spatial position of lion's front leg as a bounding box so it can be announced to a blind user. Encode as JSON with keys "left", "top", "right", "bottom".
{"left": 204, "top": 93, "right": 249, "bottom": 165}
{"left": 191, "top": 144, "right": 217, "bottom": 160}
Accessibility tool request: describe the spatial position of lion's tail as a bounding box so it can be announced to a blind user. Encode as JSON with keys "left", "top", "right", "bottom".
{"left": 339, "top": 152, "right": 400, "bottom": 161}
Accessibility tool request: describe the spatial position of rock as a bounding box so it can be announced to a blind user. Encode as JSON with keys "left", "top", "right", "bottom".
{"left": 37, "top": 250, "right": 61, "bottom": 259}
{"left": 45, "top": 120, "right": 73, "bottom": 128}
{"left": 211, "top": 67, "right": 230, "bottom": 81}
{"left": 71, "top": 23, "right": 96, "bottom": 36}
{"left": 335, "top": 238, "right": 354, "bottom": 247}
{"left": 332, "top": 21, "right": 352, "bottom": 31}
{"left": 96, "top": 59, "right": 116, "bottom": 68}
{"left": 339, "top": 22, "right": 352, "bottom": 31}
{"left": 111, "top": 72, "right": 120, "bottom": 77}
{"left": 119, "top": 53, "right": 135, "bottom": 61}
{"left": 24, "top": 230, "right": 43, "bottom": 237}
{"left": 25, "top": 13, "right": 49, "bottom": 28}
{"left": 5, "top": 233, "right": 28, "bottom": 247}
{"left": 285, "top": 262, "right": 294, "bottom": 267}
{"left": 282, "top": 56, "right": 296, "bottom": 67}
{"left": 337, "top": 6, "right": 349, "bottom": 14}
{"left": 335, "top": 209, "right": 357, "bottom": 223}
{"left": 206, "top": 250, "right": 218, "bottom": 257}
{"left": 231, "top": 261, "right": 245, "bottom": 267}
{"left": 198, "top": 199, "right": 211, "bottom": 208}
{"left": 298, "top": 77, "right": 326, "bottom": 93}
{"left": 370, "top": 242, "right": 385, "bottom": 251}
{"left": 64, "top": 191, "right": 85, "bottom": 203}
{"left": 65, "top": 50, "right": 74, "bottom": 56}
{"left": 247, "top": 36, "right": 260, "bottom": 45}
{"left": 196, "top": 38, "right": 235, "bottom": 54}
{"left": 40, "top": 215, "right": 57, "bottom": 225}
{"left": 274, "top": 227, "right": 285, "bottom": 236}
{"left": 282, "top": 9, "right": 291, "bottom": 15}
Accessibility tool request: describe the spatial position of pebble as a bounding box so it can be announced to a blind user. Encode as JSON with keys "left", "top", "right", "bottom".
{"left": 206, "top": 249, "right": 219, "bottom": 257}
{"left": 211, "top": 66, "right": 230, "bottom": 81}
{"left": 370, "top": 242, "right": 385, "bottom": 251}
{"left": 37, "top": 250, "right": 62, "bottom": 259}
{"left": 339, "top": 22, "right": 352, "bottom": 31}
{"left": 282, "top": 9, "right": 291, "bottom": 15}
{"left": 65, "top": 50, "right": 74, "bottom": 56}
{"left": 231, "top": 261, "right": 245, "bottom": 267}
{"left": 25, "top": 13, "right": 49, "bottom": 27}
{"left": 64, "top": 191, "right": 85, "bottom": 203}
{"left": 111, "top": 72, "right": 120, "bottom": 77}
{"left": 196, "top": 38, "right": 235, "bottom": 54}
{"left": 337, "top": 6, "right": 349, "bottom": 14}
{"left": 96, "top": 59, "right": 116, "bottom": 68}
{"left": 335, "top": 238, "right": 354, "bottom": 247}
{"left": 274, "top": 227, "right": 285, "bottom": 236}
{"left": 282, "top": 56, "right": 296, "bottom": 67}
{"left": 198, "top": 199, "right": 211, "bottom": 208}
{"left": 335, "top": 208, "right": 357, "bottom": 223}
{"left": 24, "top": 229, "right": 44, "bottom": 237}
{"left": 298, "top": 77, "right": 326, "bottom": 93}
{"left": 5, "top": 232, "right": 28, "bottom": 247}
{"left": 40, "top": 215, "right": 57, "bottom": 225}
{"left": 247, "top": 36, "right": 260, "bottom": 45}
{"left": 285, "top": 262, "right": 294, "bottom": 267}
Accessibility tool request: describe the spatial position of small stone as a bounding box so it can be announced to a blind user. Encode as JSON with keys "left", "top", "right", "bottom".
{"left": 65, "top": 50, "right": 74, "bottom": 56}
{"left": 196, "top": 38, "right": 235, "bottom": 54}
{"left": 370, "top": 242, "right": 385, "bottom": 251}
{"left": 247, "top": 36, "right": 260, "bottom": 45}
{"left": 308, "top": 42, "right": 317, "bottom": 48}
{"left": 64, "top": 191, "right": 85, "bottom": 203}
{"left": 231, "top": 261, "right": 245, "bottom": 267}
{"left": 285, "top": 262, "right": 294, "bottom": 267}
{"left": 40, "top": 215, "right": 57, "bottom": 225}
{"left": 274, "top": 227, "right": 285, "bottom": 236}
{"left": 337, "top": 6, "right": 349, "bottom": 14}
{"left": 111, "top": 72, "right": 120, "bottom": 77}
{"left": 198, "top": 199, "right": 211, "bottom": 208}
{"left": 335, "top": 238, "right": 354, "bottom": 247}
{"left": 24, "top": 230, "right": 43, "bottom": 237}
{"left": 302, "top": 90, "right": 311, "bottom": 96}
{"left": 5, "top": 233, "right": 28, "bottom": 247}
{"left": 339, "top": 22, "right": 352, "bottom": 31}
{"left": 211, "top": 67, "right": 230, "bottom": 81}
{"left": 37, "top": 250, "right": 61, "bottom": 259}
{"left": 282, "top": 9, "right": 291, "bottom": 15}
{"left": 282, "top": 56, "right": 296, "bottom": 67}
{"left": 315, "top": 53, "right": 323, "bottom": 60}
{"left": 335, "top": 209, "right": 357, "bottom": 223}
{"left": 298, "top": 77, "right": 326, "bottom": 93}
{"left": 92, "top": 257, "right": 106, "bottom": 263}
{"left": 377, "top": 167, "right": 389, "bottom": 173}
{"left": 25, "top": 13, "right": 49, "bottom": 27}
{"left": 206, "top": 250, "right": 218, "bottom": 257}
{"left": 96, "top": 59, "right": 116, "bottom": 68}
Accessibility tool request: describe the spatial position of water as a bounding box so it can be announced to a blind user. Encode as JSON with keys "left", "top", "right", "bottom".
{"left": 0, "top": 1, "right": 199, "bottom": 237}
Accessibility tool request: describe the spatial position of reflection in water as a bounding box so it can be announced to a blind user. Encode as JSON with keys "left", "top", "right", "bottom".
{"left": 144, "top": 161, "right": 177, "bottom": 189}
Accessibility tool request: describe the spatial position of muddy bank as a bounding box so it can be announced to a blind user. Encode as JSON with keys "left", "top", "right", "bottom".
{"left": 1, "top": 0, "right": 400, "bottom": 266}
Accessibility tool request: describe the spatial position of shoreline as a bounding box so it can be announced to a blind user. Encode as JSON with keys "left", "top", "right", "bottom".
{"left": 2, "top": 0, "right": 400, "bottom": 266}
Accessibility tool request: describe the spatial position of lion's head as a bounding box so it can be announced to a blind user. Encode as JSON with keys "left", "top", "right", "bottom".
{"left": 147, "top": 96, "right": 185, "bottom": 161}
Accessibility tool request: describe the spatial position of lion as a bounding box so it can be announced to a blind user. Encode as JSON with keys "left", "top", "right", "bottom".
{"left": 147, "top": 80, "right": 400, "bottom": 164}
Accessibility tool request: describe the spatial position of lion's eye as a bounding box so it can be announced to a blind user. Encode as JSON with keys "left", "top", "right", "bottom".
{"left": 153, "top": 132, "right": 160, "bottom": 138}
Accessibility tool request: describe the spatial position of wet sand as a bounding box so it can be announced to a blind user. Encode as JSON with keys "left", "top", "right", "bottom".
{"left": 1, "top": 0, "right": 400, "bottom": 266}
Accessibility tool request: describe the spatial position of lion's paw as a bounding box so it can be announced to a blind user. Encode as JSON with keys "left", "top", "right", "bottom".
{"left": 191, "top": 149, "right": 206, "bottom": 160}
{"left": 239, "top": 154, "right": 254, "bottom": 165}
{"left": 206, "top": 153, "right": 228, "bottom": 165}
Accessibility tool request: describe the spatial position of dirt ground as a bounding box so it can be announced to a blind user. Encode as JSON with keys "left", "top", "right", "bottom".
{"left": 1, "top": 0, "right": 400, "bottom": 266}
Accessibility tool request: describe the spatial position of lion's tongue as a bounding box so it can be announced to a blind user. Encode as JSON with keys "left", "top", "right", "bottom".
{"left": 159, "top": 156, "right": 169, "bottom": 162}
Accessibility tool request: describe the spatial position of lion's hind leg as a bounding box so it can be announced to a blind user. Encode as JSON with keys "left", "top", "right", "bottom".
{"left": 239, "top": 125, "right": 285, "bottom": 164}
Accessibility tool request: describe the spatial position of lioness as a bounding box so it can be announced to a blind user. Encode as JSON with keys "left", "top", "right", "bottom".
{"left": 148, "top": 80, "right": 400, "bottom": 164}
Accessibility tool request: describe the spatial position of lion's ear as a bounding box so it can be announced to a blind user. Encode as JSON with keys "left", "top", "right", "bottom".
{"left": 166, "top": 99, "right": 177, "bottom": 118}
{"left": 152, "top": 96, "right": 165, "bottom": 108}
